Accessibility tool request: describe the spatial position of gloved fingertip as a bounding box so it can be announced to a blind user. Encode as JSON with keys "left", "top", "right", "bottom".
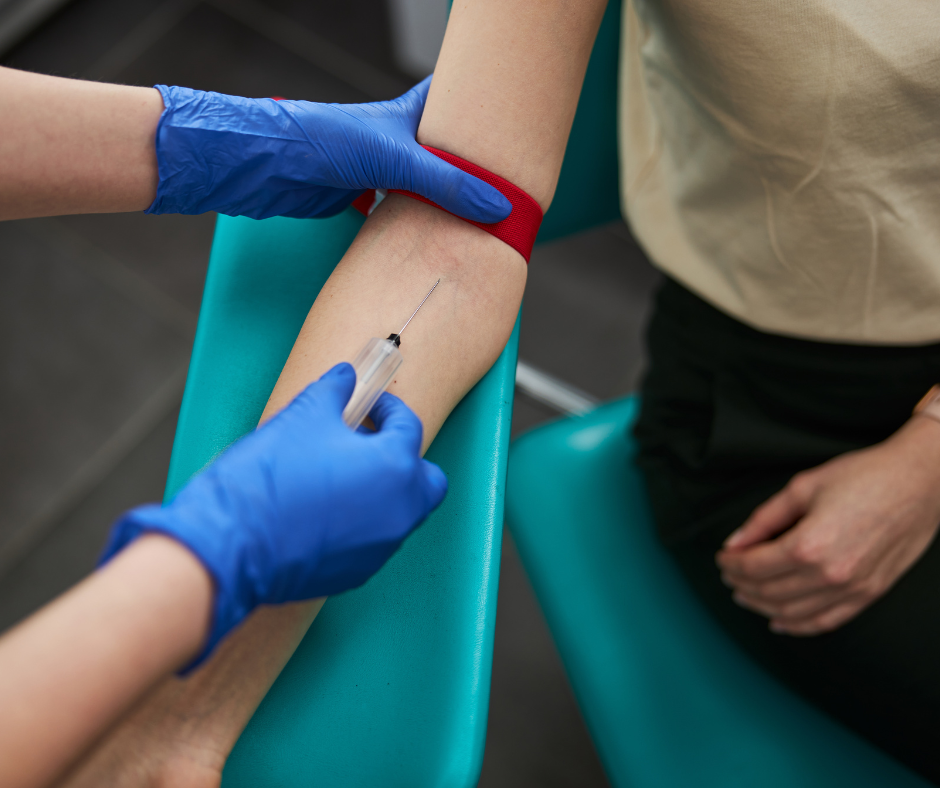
{"left": 421, "top": 460, "right": 449, "bottom": 509}
{"left": 443, "top": 173, "right": 512, "bottom": 224}
{"left": 301, "top": 362, "right": 356, "bottom": 412}
{"left": 409, "top": 75, "right": 433, "bottom": 103}
{"left": 473, "top": 187, "right": 513, "bottom": 224}
{"left": 395, "top": 76, "right": 432, "bottom": 119}
{"left": 320, "top": 361, "right": 356, "bottom": 382}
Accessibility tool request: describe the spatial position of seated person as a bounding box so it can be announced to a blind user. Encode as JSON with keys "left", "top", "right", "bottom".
{"left": 622, "top": 1, "right": 940, "bottom": 782}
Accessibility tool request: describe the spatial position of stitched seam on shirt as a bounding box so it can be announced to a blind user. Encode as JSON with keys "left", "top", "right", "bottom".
{"left": 863, "top": 211, "right": 879, "bottom": 339}
{"left": 761, "top": 177, "right": 825, "bottom": 292}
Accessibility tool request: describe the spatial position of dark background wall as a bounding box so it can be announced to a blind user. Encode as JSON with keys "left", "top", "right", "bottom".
{"left": 0, "top": 2, "right": 661, "bottom": 784}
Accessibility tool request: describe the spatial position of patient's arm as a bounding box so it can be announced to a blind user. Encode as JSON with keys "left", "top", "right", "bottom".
{"left": 261, "top": 0, "right": 605, "bottom": 433}
{"left": 261, "top": 195, "right": 524, "bottom": 439}
{"left": 62, "top": 2, "right": 608, "bottom": 785}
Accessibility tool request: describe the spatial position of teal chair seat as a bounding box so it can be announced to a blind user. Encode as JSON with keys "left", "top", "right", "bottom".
{"left": 506, "top": 397, "right": 931, "bottom": 787}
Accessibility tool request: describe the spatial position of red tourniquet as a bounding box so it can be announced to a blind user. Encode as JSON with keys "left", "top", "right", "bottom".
{"left": 351, "top": 146, "right": 543, "bottom": 263}
{"left": 351, "top": 190, "right": 379, "bottom": 216}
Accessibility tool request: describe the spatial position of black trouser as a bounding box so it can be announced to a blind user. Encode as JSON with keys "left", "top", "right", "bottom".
{"left": 634, "top": 278, "right": 940, "bottom": 784}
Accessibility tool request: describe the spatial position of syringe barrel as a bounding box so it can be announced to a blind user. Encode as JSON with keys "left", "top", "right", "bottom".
{"left": 342, "top": 337, "right": 404, "bottom": 428}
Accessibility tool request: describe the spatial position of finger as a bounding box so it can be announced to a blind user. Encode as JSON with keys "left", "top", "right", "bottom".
{"left": 732, "top": 590, "right": 790, "bottom": 619}
{"left": 387, "top": 76, "right": 432, "bottom": 136}
{"left": 369, "top": 392, "right": 424, "bottom": 454}
{"left": 724, "top": 570, "right": 826, "bottom": 603}
{"left": 733, "top": 587, "right": 841, "bottom": 621}
{"left": 770, "top": 599, "right": 864, "bottom": 636}
{"left": 293, "top": 363, "right": 356, "bottom": 415}
{"left": 724, "top": 484, "right": 809, "bottom": 550}
{"left": 405, "top": 75, "right": 432, "bottom": 107}
{"left": 386, "top": 78, "right": 513, "bottom": 223}
{"left": 420, "top": 459, "right": 448, "bottom": 510}
{"left": 406, "top": 145, "right": 513, "bottom": 224}
{"left": 716, "top": 539, "right": 799, "bottom": 581}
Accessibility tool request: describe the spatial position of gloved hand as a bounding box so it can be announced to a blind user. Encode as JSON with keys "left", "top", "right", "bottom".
{"left": 100, "top": 364, "right": 448, "bottom": 666}
{"left": 145, "top": 76, "right": 511, "bottom": 223}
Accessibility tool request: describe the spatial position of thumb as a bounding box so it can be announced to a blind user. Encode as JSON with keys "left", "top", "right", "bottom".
{"left": 294, "top": 362, "right": 356, "bottom": 416}
{"left": 407, "top": 146, "right": 512, "bottom": 224}
{"left": 403, "top": 75, "right": 432, "bottom": 110}
{"left": 725, "top": 482, "right": 810, "bottom": 550}
{"left": 390, "top": 76, "right": 432, "bottom": 134}
{"left": 420, "top": 459, "right": 448, "bottom": 511}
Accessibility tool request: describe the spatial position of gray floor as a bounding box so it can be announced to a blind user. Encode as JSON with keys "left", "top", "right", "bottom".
{"left": 0, "top": 3, "right": 661, "bottom": 785}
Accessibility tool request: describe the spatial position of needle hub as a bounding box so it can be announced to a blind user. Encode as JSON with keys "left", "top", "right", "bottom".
{"left": 388, "top": 278, "right": 441, "bottom": 347}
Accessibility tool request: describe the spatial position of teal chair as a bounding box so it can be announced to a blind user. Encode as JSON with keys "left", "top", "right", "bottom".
{"left": 163, "top": 1, "right": 623, "bottom": 784}
{"left": 166, "top": 209, "right": 519, "bottom": 787}
{"left": 506, "top": 398, "right": 931, "bottom": 787}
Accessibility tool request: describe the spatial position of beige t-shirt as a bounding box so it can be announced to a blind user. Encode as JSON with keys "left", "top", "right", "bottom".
{"left": 619, "top": 0, "right": 940, "bottom": 344}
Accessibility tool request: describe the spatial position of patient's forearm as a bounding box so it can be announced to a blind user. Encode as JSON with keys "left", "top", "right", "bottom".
{"left": 262, "top": 195, "right": 525, "bottom": 440}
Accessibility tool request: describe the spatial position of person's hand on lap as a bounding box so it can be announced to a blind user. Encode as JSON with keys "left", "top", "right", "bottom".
{"left": 716, "top": 415, "right": 940, "bottom": 636}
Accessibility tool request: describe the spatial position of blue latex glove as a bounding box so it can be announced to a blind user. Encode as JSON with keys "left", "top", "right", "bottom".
{"left": 145, "top": 77, "right": 511, "bottom": 223}
{"left": 100, "top": 364, "right": 447, "bottom": 666}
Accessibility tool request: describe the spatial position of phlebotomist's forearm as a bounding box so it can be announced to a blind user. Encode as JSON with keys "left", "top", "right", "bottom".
{"left": 0, "top": 535, "right": 212, "bottom": 788}
{"left": 0, "top": 67, "right": 162, "bottom": 221}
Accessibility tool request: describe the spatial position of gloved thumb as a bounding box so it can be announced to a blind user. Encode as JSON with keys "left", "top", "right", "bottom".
{"left": 294, "top": 362, "right": 357, "bottom": 416}
{"left": 420, "top": 459, "right": 449, "bottom": 511}
{"left": 399, "top": 75, "right": 432, "bottom": 120}
{"left": 408, "top": 147, "right": 512, "bottom": 224}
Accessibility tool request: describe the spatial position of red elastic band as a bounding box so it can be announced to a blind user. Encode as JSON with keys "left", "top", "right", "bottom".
{"left": 351, "top": 190, "right": 378, "bottom": 216}
{"left": 353, "top": 146, "right": 543, "bottom": 263}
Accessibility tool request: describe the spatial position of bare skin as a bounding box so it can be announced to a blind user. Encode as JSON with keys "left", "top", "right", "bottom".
{"left": 61, "top": 1, "right": 608, "bottom": 784}
{"left": 54, "top": 602, "right": 322, "bottom": 788}
{"left": 0, "top": 66, "right": 162, "bottom": 220}
{"left": 0, "top": 534, "right": 212, "bottom": 788}
{"left": 718, "top": 415, "right": 940, "bottom": 635}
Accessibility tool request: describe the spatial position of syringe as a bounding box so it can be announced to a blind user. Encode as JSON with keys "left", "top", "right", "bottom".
{"left": 342, "top": 278, "right": 441, "bottom": 428}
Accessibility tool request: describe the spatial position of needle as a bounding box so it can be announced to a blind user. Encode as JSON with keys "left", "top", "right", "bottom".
{"left": 388, "top": 279, "right": 440, "bottom": 346}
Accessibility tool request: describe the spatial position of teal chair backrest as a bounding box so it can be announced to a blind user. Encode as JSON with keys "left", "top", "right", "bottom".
{"left": 506, "top": 398, "right": 930, "bottom": 788}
